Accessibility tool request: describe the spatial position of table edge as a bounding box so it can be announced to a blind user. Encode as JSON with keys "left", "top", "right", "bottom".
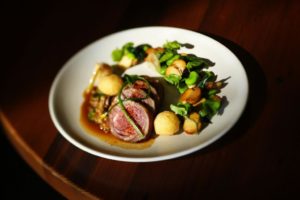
{"left": 0, "top": 111, "right": 100, "bottom": 200}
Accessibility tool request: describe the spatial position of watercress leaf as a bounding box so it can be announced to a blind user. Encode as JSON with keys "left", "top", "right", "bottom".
{"left": 170, "top": 104, "right": 186, "bottom": 116}
{"left": 112, "top": 48, "right": 123, "bottom": 61}
{"left": 199, "top": 107, "right": 208, "bottom": 118}
{"left": 177, "top": 80, "right": 188, "bottom": 93}
{"left": 159, "top": 51, "right": 174, "bottom": 63}
{"left": 123, "top": 43, "right": 136, "bottom": 59}
{"left": 170, "top": 102, "right": 191, "bottom": 116}
{"left": 163, "top": 41, "right": 181, "bottom": 50}
{"left": 199, "top": 96, "right": 221, "bottom": 118}
{"left": 112, "top": 42, "right": 135, "bottom": 62}
{"left": 159, "top": 64, "right": 168, "bottom": 75}
{"left": 185, "top": 71, "right": 200, "bottom": 86}
{"left": 166, "top": 54, "right": 181, "bottom": 66}
{"left": 205, "top": 98, "right": 221, "bottom": 115}
{"left": 186, "top": 62, "right": 193, "bottom": 70}
{"left": 122, "top": 42, "right": 134, "bottom": 51}
{"left": 125, "top": 52, "right": 136, "bottom": 59}
{"left": 164, "top": 74, "right": 181, "bottom": 85}
{"left": 207, "top": 89, "right": 219, "bottom": 96}
{"left": 179, "top": 102, "right": 191, "bottom": 111}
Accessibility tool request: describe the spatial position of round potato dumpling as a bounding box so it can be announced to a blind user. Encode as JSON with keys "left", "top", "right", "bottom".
{"left": 183, "top": 112, "right": 201, "bottom": 134}
{"left": 154, "top": 111, "right": 180, "bottom": 135}
{"left": 98, "top": 74, "right": 123, "bottom": 96}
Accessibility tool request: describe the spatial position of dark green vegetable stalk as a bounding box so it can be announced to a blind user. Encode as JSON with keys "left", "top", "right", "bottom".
{"left": 184, "top": 54, "right": 215, "bottom": 70}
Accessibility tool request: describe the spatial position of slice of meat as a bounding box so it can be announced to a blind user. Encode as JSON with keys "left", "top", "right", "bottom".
{"left": 108, "top": 100, "right": 153, "bottom": 142}
{"left": 109, "top": 78, "right": 163, "bottom": 113}
{"left": 134, "top": 77, "right": 164, "bottom": 112}
{"left": 133, "top": 79, "right": 161, "bottom": 104}
{"left": 122, "top": 85, "right": 156, "bottom": 112}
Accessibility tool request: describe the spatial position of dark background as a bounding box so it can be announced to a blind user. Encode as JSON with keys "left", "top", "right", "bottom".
{"left": 1, "top": 0, "right": 152, "bottom": 198}
{"left": 1, "top": 0, "right": 300, "bottom": 199}
{"left": 0, "top": 126, "right": 65, "bottom": 199}
{"left": 2, "top": 1, "right": 74, "bottom": 199}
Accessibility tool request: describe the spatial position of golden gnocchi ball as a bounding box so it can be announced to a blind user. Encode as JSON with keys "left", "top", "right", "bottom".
{"left": 154, "top": 111, "right": 180, "bottom": 135}
{"left": 98, "top": 74, "right": 123, "bottom": 96}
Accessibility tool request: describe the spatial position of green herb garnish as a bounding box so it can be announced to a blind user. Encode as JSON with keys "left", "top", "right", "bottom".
{"left": 170, "top": 102, "right": 191, "bottom": 117}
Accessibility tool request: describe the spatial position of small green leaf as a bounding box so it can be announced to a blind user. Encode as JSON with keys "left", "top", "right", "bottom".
{"left": 112, "top": 48, "right": 123, "bottom": 61}
{"left": 159, "top": 51, "right": 174, "bottom": 63}
{"left": 177, "top": 80, "right": 188, "bottom": 94}
{"left": 126, "top": 52, "right": 136, "bottom": 59}
{"left": 123, "top": 43, "right": 135, "bottom": 58}
{"left": 170, "top": 102, "right": 191, "bottom": 117}
{"left": 166, "top": 54, "right": 180, "bottom": 66}
{"left": 112, "top": 42, "right": 135, "bottom": 62}
{"left": 199, "top": 107, "right": 208, "bottom": 118}
{"left": 163, "top": 41, "right": 181, "bottom": 50}
{"left": 164, "top": 74, "right": 181, "bottom": 85}
{"left": 199, "top": 96, "right": 221, "bottom": 119}
{"left": 122, "top": 42, "right": 134, "bottom": 51}
{"left": 207, "top": 89, "right": 218, "bottom": 96}
{"left": 185, "top": 71, "right": 200, "bottom": 86}
{"left": 186, "top": 60, "right": 203, "bottom": 70}
{"left": 159, "top": 64, "right": 168, "bottom": 75}
{"left": 206, "top": 98, "right": 221, "bottom": 115}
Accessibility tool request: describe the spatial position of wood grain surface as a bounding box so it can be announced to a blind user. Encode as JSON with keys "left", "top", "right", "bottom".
{"left": 1, "top": 0, "right": 300, "bottom": 199}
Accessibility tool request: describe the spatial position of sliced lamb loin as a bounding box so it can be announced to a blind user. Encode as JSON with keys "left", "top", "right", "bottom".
{"left": 133, "top": 79, "right": 161, "bottom": 105}
{"left": 121, "top": 84, "right": 156, "bottom": 113}
{"left": 108, "top": 100, "right": 153, "bottom": 142}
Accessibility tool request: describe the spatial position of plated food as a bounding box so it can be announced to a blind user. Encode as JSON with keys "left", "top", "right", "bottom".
{"left": 82, "top": 41, "right": 227, "bottom": 147}
{"left": 49, "top": 26, "right": 248, "bottom": 161}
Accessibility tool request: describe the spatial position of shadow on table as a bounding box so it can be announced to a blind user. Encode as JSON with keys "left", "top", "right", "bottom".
{"left": 0, "top": 125, "right": 66, "bottom": 200}
{"left": 185, "top": 33, "right": 267, "bottom": 157}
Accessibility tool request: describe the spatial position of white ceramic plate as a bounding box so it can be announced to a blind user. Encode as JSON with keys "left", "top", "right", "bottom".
{"left": 49, "top": 26, "right": 248, "bottom": 162}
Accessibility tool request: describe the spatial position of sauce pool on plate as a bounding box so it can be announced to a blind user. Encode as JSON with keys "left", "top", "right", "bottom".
{"left": 80, "top": 93, "right": 155, "bottom": 149}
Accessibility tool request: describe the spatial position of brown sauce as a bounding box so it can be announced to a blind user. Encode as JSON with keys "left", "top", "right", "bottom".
{"left": 80, "top": 93, "right": 155, "bottom": 149}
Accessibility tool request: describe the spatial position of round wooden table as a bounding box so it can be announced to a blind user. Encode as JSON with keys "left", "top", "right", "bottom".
{"left": 1, "top": 1, "right": 299, "bottom": 199}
